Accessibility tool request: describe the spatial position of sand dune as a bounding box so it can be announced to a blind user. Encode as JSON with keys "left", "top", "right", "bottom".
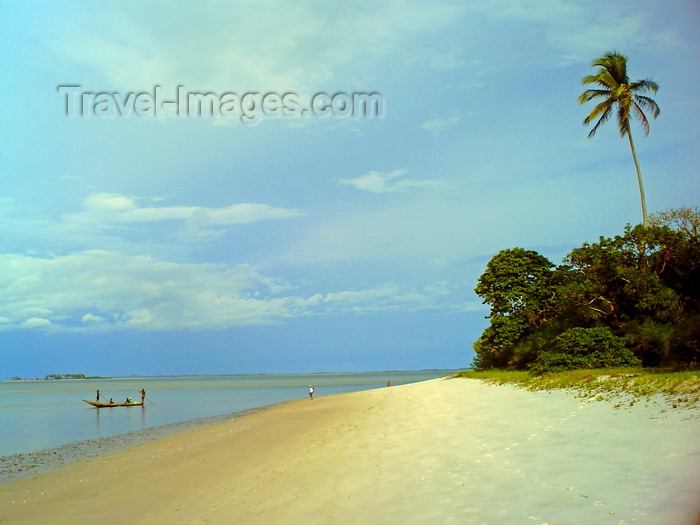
{"left": 1, "top": 378, "right": 698, "bottom": 524}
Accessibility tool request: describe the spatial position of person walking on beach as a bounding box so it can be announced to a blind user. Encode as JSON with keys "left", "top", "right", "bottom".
{"left": 96, "top": 389, "right": 100, "bottom": 402}
{"left": 309, "top": 385, "right": 314, "bottom": 400}
{"left": 141, "top": 389, "right": 146, "bottom": 403}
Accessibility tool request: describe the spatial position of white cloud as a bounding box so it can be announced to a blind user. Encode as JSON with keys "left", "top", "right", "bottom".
{"left": 0, "top": 194, "right": 307, "bottom": 260}
{"left": 20, "top": 193, "right": 307, "bottom": 250}
{"left": 81, "top": 313, "right": 104, "bottom": 323}
{"left": 320, "top": 282, "right": 478, "bottom": 315}
{"left": 76, "top": 193, "right": 304, "bottom": 226}
{"left": 340, "top": 169, "right": 407, "bottom": 193}
{"left": 22, "top": 317, "right": 52, "bottom": 328}
{"left": 0, "top": 251, "right": 470, "bottom": 333}
{"left": 51, "top": 2, "right": 465, "bottom": 94}
{"left": 340, "top": 170, "right": 448, "bottom": 194}
{"left": 84, "top": 193, "right": 136, "bottom": 211}
{"left": 422, "top": 114, "right": 460, "bottom": 137}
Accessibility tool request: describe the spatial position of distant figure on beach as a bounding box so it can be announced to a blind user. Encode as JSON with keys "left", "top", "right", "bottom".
{"left": 387, "top": 381, "right": 391, "bottom": 387}
{"left": 309, "top": 385, "right": 314, "bottom": 400}
{"left": 141, "top": 389, "right": 146, "bottom": 403}
{"left": 96, "top": 389, "right": 100, "bottom": 402}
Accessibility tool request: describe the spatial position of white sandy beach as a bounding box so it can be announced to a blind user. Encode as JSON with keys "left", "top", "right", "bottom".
{"left": 1, "top": 378, "right": 698, "bottom": 524}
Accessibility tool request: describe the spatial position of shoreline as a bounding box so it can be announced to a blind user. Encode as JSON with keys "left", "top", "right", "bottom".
{"left": 1, "top": 378, "right": 698, "bottom": 524}
{"left": 0, "top": 369, "right": 454, "bottom": 459}
{"left": 0, "top": 404, "right": 275, "bottom": 485}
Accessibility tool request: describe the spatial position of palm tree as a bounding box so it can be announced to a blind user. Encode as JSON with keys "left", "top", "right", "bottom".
{"left": 579, "top": 51, "right": 660, "bottom": 226}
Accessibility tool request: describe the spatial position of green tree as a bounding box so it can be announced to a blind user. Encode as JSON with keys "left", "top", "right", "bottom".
{"left": 648, "top": 207, "right": 700, "bottom": 312}
{"left": 561, "top": 223, "right": 699, "bottom": 366}
{"left": 471, "top": 210, "right": 699, "bottom": 370}
{"left": 579, "top": 51, "right": 660, "bottom": 226}
{"left": 473, "top": 248, "right": 555, "bottom": 369}
{"left": 563, "top": 225, "right": 683, "bottom": 326}
{"left": 532, "top": 327, "right": 640, "bottom": 375}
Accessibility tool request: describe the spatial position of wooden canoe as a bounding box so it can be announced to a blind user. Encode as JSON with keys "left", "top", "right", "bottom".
{"left": 83, "top": 399, "right": 144, "bottom": 407}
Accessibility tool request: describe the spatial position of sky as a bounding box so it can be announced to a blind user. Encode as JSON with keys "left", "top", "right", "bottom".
{"left": 1, "top": 1, "right": 699, "bottom": 378}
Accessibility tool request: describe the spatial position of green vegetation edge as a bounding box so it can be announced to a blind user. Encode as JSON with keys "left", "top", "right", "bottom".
{"left": 453, "top": 368, "right": 699, "bottom": 409}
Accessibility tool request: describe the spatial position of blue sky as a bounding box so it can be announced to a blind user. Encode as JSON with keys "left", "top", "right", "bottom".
{"left": 1, "top": 1, "right": 698, "bottom": 378}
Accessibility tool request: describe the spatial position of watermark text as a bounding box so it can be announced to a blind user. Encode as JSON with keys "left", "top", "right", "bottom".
{"left": 57, "top": 85, "right": 384, "bottom": 124}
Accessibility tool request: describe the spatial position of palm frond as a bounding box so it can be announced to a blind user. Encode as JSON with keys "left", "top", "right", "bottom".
{"left": 586, "top": 70, "right": 619, "bottom": 90}
{"left": 578, "top": 89, "right": 611, "bottom": 104}
{"left": 629, "top": 78, "right": 659, "bottom": 94}
{"left": 592, "top": 51, "right": 628, "bottom": 84}
{"left": 632, "top": 102, "right": 651, "bottom": 135}
{"left": 586, "top": 103, "right": 613, "bottom": 138}
{"left": 634, "top": 95, "right": 661, "bottom": 119}
{"left": 583, "top": 99, "right": 613, "bottom": 123}
{"left": 617, "top": 106, "right": 631, "bottom": 137}
{"left": 610, "top": 55, "right": 628, "bottom": 84}
{"left": 600, "top": 70, "right": 620, "bottom": 89}
{"left": 579, "top": 51, "right": 659, "bottom": 141}
{"left": 581, "top": 74, "right": 602, "bottom": 86}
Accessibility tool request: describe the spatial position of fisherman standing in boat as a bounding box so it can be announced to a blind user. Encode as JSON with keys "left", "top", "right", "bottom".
{"left": 96, "top": 389, "right": 100, "bottom": 402}
{"left": 141, "top": 389, "right": 146, "bottom": 404}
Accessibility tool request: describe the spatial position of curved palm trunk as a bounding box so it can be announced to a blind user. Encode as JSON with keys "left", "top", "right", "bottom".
{"left": 626, "top": 130, "right": 648, "bottom": 227}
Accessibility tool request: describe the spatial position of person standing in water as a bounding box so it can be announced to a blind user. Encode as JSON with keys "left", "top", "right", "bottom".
{"left": 309, "top": 385, "right": 314, "bottom": 400}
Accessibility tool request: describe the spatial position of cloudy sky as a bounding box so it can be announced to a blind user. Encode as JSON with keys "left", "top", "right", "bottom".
{"left": 1, "top": 1, "right": 698, "bottom": 378}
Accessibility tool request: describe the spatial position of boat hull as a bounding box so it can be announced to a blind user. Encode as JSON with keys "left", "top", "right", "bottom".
{"left": 83, "top": 399, "right": 144, "bottom": 407}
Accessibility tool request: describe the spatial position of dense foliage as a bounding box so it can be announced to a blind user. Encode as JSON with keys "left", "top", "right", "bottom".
{"left": 472, "top": 207, "right": 700, "bottom": 372}
{"left": 530, "top": 327, "right": 639, "bottom": 375}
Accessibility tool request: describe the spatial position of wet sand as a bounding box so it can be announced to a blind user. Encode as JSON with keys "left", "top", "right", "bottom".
{"left": 1, "top": 378, "right": 698, "bottom": 524}
{"left": 0, "top": 406, "right": 268, "bottom": 484}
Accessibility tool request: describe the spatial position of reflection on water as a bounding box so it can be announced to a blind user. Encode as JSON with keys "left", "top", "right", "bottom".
{"left": 93, "top": 403, "right": 148, "bottom": 436}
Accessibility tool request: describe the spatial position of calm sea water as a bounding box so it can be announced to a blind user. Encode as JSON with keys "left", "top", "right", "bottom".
{"left": 0, "top": 370, "right": 453, "bottom": 459}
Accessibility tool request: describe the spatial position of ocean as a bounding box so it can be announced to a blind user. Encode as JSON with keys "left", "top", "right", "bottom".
{"left": 0, "top": 370, "right": 454, "bottom": 482}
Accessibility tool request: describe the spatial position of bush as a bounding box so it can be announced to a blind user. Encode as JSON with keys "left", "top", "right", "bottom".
{"left": 531, "top": 327, "right": 640, "bottom": 375}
